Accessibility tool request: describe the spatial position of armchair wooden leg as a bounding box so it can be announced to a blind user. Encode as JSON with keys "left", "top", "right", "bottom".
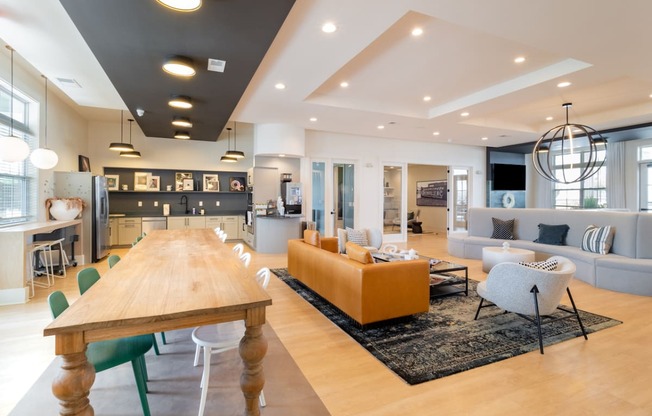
{"left": 531, "top": 285, "right": 544, "bottom": 354}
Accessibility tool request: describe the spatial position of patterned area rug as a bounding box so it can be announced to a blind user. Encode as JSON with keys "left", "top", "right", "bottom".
{"left": 271, "top": 268, "right": 622, "bottom": 385}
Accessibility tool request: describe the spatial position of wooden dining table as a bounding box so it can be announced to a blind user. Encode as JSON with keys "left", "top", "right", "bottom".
{"left": 43, "top": 228, "right": 272, "bottom": 416}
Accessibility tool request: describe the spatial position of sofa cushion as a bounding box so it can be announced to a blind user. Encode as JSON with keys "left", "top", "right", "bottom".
{"left": 581, "top": 225, "right": 615, "bottom": 255}
{"left": 346, "top": 227, "right": 369, "bottom": 246}
{"left": 491, "top": 217, "right": 515, "bottom": 240}
{"left": 519, "top": 258, "right": 559, "bottom": 271}
{"left": 304, "top": 229, "right": 321, "bottom": 247}
{"left": 534, "top": 223, "right": 569, "bottom": 245}
{"left": 345, "top": 242, "right": 373, "bottom": 264}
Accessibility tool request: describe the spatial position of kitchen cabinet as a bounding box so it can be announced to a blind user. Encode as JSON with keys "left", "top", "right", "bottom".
{"left": 118, "top": 217, "right": 142, "bottom": 246}
{"left": 206, "top": 216, "right": 239, "bottom": 240}
{"left": 167, "top": 216, "right": 206, "bottom": 230}
{"left": 109, "top": 218, "right": 119, "bottom": 247}
{"left": 238, "top": 215, "right": 245, "bottom": 239}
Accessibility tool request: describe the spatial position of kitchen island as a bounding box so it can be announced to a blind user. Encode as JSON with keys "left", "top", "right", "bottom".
{"left": 253, "top": 215, "right": 302, "bottom": 254}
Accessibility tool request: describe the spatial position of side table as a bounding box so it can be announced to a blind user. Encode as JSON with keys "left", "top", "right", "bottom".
{"left": 482, "top": 246, "right": 535, "bottom": 272}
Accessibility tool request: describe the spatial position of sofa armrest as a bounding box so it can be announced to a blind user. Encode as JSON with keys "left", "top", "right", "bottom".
{"left": 321, "top": 237, "right": 339, "bottom": 253}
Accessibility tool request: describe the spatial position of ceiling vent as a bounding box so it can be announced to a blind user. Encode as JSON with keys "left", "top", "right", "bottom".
{"left": 207, "top": 58, "right": 226, "bottom": 73}
{"left": 56, "top": 77, "right": 82, "bottom": 88}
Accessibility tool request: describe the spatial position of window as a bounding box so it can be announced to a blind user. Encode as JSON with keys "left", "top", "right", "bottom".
{"left": 552, "top": 148, "right": 607, "bottom": 209}
{"left": 0, "top": 79, "right": 37, "bottom": 227}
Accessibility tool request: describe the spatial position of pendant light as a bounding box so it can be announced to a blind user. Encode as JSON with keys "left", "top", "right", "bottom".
{"left": 225, "top": 121, "right": 245, "bottom": 159}
{"left": 0, "top": 45, "right": 30, "bottom": 163}
{"left": 109, "top": 110, "right": 134, "bottom": 152}
{"left": 120, "top": 119, "right": 142, "bottom": 158}
{"left": 30, "top": 76, "right": 59, "bottom": 169}
{"left": 220, "top": 127, "right": 237, "bottom": 163}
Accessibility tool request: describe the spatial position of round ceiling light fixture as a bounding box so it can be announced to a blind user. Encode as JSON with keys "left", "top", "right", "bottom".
{"left": 0, "top": 46, "right": 30, "bottom": 163}
{"left": 225, "top": 123, "right": 245, "bottom": 159}
{"left": 30, "top": 76, "right": 59, "bottom": 169}
{"left": 109, "top": 110, "right": 134, "bottom": 152}
{"left": 168, "top": 95, "right": 193, "bottom": 109}
{"left": 156, "top": 0, "right": 201, "bottom": 12}
{"left": 172, "top": 116, "right": 192, "bottom": 128}
{"left": 174, "top": 131, "right": 191, "bottom": 140}
{"left": 120, "top": 119, "right": 142, "bottom": 158}
{"left": 163, "top": 55, "right": 196, "bottom": 77}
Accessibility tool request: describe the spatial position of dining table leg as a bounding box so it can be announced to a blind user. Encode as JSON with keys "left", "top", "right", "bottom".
{"left": 239, "top": 310, "right": 268, "bottom": 416}
{"left": 52, "top": 333, "right": 95, "bottom": 416}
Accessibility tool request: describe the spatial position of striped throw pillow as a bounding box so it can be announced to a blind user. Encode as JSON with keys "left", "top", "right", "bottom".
{"left": 581, "top": 225, "right": 615, "bottom": 255}
{"left": 518, "top": 259, "right": 559, "bottom": 271}
{"left": 346, "top": 227, "right": 369, "bottom": 246}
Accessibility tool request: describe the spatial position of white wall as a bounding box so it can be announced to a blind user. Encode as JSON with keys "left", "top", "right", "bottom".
{"left": 304, "top": 130, "right": 486, "bottom": 235}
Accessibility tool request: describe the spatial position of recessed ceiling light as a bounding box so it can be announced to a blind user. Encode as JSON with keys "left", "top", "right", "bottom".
{"left": 514, "top": 56, "right": 526, "bottom": 63}
{"left": 546, "top": 116, "right": 553, "bottom": 121}
{"left": 309, "top": 117, "right": 317, "bottom": 122}
{"left": 162, "top": 55, "right": 196, "bottom": 77}
{"left": 481, "top": 137, "right": 488, "bottom": 141}
{"left": 432, "top": 131, "right": 440, "bottom": 136}
{"left": 279, "top": 154, "right": 286, "bottom": 157}
{"left": 377, "top": 125, "right": 385, "bottom": 130}
{"left": 168, "top": 95, "right": 193, "bottom": 109}
{"left": 460, "top": 112, "right": 470, "bottom": 117}
{"left": 557, "top": 81, "right": 572, "bottom": 88}
{"left": 340, "top": 81, "right": 349, "bottom": 88}
{"left": 423, "top": 95, "right": 431, "bottom": 102}
{"left": 172, "top": 116, "right": 192, "bottom": 128}
{"left": 411, "top": 27, "right": 423, "bottom": 37}
{"left": 156, "top": 0, "right": 201, "bottom": 12}
{"left": 649, "top": 94, "right": 652, "bottom": 98}
{"left": 322, "top": 22, "right": 337, "bottom": 33}
{"left": 275, "top": 83, "right": 286, "bottom": 90}
{"left": 174, "top": 131, "right": 191, "bottom": 140}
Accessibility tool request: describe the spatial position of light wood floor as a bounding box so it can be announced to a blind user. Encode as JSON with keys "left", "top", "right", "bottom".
{"left": 2, "top": 234, "right": 652, "bottom": 415}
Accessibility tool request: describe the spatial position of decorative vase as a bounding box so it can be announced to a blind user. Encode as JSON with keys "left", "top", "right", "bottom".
{"left": 46, "top": 198, "right": 84, "bottom": 221}
{"left": 502, "top": 242, "right": 510, "bottom": 251}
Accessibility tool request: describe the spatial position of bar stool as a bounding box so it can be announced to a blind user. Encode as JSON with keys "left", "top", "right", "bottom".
{"left": 36, "top": 238, "right": 69, "bottom": 278}
{"left": 27, "top": 242, "right": 55, "bottom": 297}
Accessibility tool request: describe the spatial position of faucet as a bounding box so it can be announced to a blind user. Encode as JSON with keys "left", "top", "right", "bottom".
{"left": 180, "top": 195, "right": 189, "bottom": 214}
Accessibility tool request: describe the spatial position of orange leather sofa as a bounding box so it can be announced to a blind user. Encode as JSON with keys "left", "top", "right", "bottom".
{"left": 287, "top": 232, "right": 430, "bottom": 325}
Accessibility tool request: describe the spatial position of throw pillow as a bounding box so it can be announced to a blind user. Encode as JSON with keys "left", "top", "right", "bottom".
{"left": 534, "top": 223, "right": 569, "bottom": 245}
{"left": 346, "top": 227, "right": 369, "bottom": 246}
{"left": 518, "top": 259, "right": 559, "bottom": 271}
{"left": 303, "top": 229, "right": 321, "bottom": 248}
{"left": 581, "top": 225, "right": 615, "bottom": 255}
{"left": 490, "top": 217, "right": 515, "bottom": 240}
{"left": 345, "top": 242, "right": 373, "bottom": 264}
{"left": 337, "top": 228, "right": 348, "bottom": 254}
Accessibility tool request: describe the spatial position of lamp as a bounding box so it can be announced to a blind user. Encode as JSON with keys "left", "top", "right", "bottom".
{"left": 120, "top": 119, "right": 141, "bottom": 158}
{"left": 174, "top": 131, "right": 190, "bottom": 140}
{"left": 109, "top": 110, "right": 134, "bottom": 152}
{"left": 532, "top": 103, "right": 607, "bottom": 184}
{"left": 172, "top": 116, "right": 192, "bottom": 128}
{"left": 0, "top": 45, "right": 30, "bottom": 163}
{"left": 168, "top": 95, "right": 193, "bottom": 109}
{"left": 156, "top": 0, "right": 202, "bottom": 12}
{"left": 163, "top": 55, "right": 195, "bottom": 77}
{"left": 225, "top": 121, "right": 245, "bottom": 159}
{"left": 220, "top": 127, "right": 237, "bottom": 163}
{"left": 29, "top": 76, "right": 59, "bottom": 169}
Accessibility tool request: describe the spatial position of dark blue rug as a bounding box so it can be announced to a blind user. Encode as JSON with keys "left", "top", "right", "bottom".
{"left": 271, "top": 268, "right": 622, "bottom": 385}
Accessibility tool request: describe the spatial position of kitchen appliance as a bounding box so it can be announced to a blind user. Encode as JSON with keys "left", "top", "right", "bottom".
{"left": 54, "top": 172, "right": 110, "bottom": 263}
{"left": 142, "top": 217, "right": 167, "bottom": 234}
{"left": 282, "top": 182, "right": 302, "bottom": 214}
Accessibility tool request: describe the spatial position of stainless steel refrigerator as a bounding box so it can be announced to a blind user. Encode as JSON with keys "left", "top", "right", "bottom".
{"left": 54, "top": 172, "right": 111, "bottom": 263}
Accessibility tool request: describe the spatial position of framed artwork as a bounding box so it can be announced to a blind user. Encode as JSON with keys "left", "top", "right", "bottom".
{"left": 229, "top": 176, "right": 246, "bottom": 192}
{"left": 183, "top": 178, "right": 194, "bottom": 191}
{"left": 203, "top": 174, "right": 220, "bottom": 191}
{"left": 134, "top": 172, "right": 150, "bottom": 191}
{"left": 106, "top": 175, "right": 119, "bottom": 191}
{"left": 175, "top": 172, "right": 192, "bottom": 191}
{"left": 147, "top": 175, "right": 160, "bottom": 191}
{"left": 416, "top": 180, "right": 447, "bottom": 207}
{"left": 78, "top": 155, "right": 91, "bottom": 172}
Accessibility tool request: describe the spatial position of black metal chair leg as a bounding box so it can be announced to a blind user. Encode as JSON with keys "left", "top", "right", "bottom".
{"left": 474, "top": 298, "right": 485, "bottom": 320}
{"left": 566, "top": 287, "right": 588, "bottom": 340}
{"left": 531, "top": 285, "right": 544, "bottom": 354}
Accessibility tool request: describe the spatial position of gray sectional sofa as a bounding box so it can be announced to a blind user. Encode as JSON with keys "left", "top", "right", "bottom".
{"left": 448, "top": 207, "right": 652, "bottom": 296}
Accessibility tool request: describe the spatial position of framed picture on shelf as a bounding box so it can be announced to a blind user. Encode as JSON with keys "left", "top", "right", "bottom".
{"left": 134, "top": 172, "right": 150, "bottom": 191}
{"left": 203, "top": 174, "right": 219, "bottom": 192}
{"left": 147, "top": 176, "right": 160, "bottom": 191}
{"left": 183, "top": 178, "right": 194, "bottom": 191}
{"left": 229, "top": 177, "right": 246, "bottom": 192}
{"left": 106, "top": 175, "right": 119, "bottom": 191}
{"left": 175, "top": 172, "right": 192, "bottom": 191}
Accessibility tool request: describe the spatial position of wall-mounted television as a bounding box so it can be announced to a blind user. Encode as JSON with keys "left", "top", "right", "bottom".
{"left": 492, "top": 163, "right": 526, "bottom": 191}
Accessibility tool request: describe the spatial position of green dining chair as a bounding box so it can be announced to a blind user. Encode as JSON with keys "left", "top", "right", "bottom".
{"left": 108, "top": 254, "right": 121, "bottom": 268}
{"left": 47, "top": 291, "right": 153, "bottom": 416}
{"left": 78, "top": 266, "right": 165, "bottom": 352}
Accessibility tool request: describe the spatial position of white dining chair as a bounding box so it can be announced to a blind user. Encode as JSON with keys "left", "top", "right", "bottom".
{"left": 219, "top": 232, "right": 227, "bottom": 243}
{"left": 191, "top": 267, "right": 271, "bottom": 416}
{"left": 232, "top": 243, "right": 244, "bottom": 256}
{"left": 239, "top": 252, "right": 251, "bottom": 268}
{"left": 214, "top": 227, "right": 221, "bottom": 234}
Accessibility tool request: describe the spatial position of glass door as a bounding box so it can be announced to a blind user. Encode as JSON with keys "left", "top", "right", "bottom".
{"left": 450, "top": 168, "right": 469, "bottom": 232}
{"left": 383, "top": 164, "right": 404, "bottom": 239}
{"left": 332, "top": 163, "right": 355, "bottom": 234}
{"left": 312, "top": 161, "right": 326, "bottom": 233}
{"left": 640, "top": 163, "right": 652, "bottom": 212}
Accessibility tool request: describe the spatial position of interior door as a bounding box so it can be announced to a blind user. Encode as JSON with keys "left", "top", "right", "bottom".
{"left": 311, "top": 161, "right": 326, "bottom": 234}
{"left": 332, "top": 163, "right": 355, "bottom": 234}
{"left": 450, "top": 167, "right": 470, "bottom": 232}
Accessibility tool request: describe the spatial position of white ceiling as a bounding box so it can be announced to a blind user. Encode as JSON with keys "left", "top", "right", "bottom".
{"left": 2, "top": 0, "right": 652, "bottom": 147}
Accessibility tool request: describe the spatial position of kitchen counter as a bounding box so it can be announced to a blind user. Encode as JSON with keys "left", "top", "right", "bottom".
{"left": 254, "top": 215, "right": 302, "bottom": 254}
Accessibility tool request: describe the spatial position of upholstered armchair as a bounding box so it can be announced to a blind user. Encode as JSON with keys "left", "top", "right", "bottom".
{"left": 474, "top": 255, "right": 588, "bottom": 354}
